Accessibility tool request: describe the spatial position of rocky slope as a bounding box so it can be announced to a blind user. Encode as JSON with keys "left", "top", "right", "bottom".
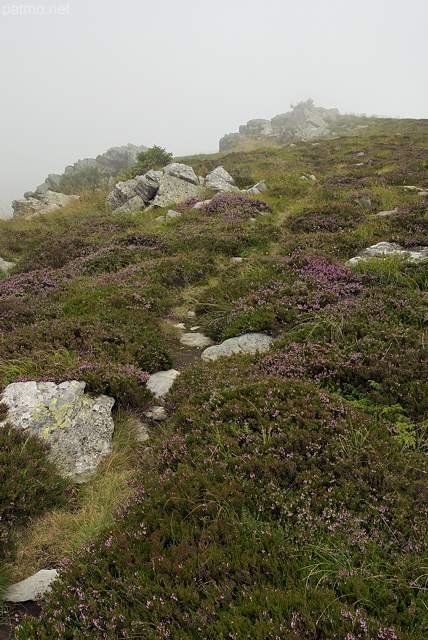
{"left": 0, "top": 117, "right": 427, "bottom": 639}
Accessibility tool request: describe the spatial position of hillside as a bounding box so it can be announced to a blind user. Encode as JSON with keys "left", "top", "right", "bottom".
{"left": 0, "top": 117, "right": 427, "bottom": 639}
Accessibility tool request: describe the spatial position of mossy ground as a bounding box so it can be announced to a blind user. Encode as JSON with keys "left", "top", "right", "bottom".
{"left": 0, "top": 117, "right": 427, "bottom": 639}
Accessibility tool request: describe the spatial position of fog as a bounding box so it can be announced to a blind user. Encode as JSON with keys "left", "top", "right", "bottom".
{"left": 1, "top": 0, "right": 427, "bottom": 217}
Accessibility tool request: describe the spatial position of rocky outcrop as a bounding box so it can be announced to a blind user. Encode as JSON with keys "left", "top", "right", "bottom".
{"left": 201, "top": 333, "right": 274, "bottom": 361}
{"left": 107, "top": 164, "right": 267, "bottom": 213}
{"left": 12, "top": 191, "right": 80, "bottom": 219}
{"left": 345, "top": 242, "right": 428, "bottom": 266}
{"left": 0, "top": 380, "right": 115, "bottom": 483}
{"left": 13, "top": 143, "right": 147, "bottom": 218}
{"left": 48, "top": 143, "right": 147, "bottom": 188}
{"left": 219, "top": 99, "right": 342, "bottom": 151}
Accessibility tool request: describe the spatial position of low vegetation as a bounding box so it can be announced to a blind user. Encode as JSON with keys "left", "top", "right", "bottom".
{"left": 0, "top": 117, "right": 427, "bottom": 639}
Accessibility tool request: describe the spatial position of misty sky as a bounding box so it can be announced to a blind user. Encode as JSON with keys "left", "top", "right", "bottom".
{"left": 1, "top": 0, "right": 427, "bottom": 217}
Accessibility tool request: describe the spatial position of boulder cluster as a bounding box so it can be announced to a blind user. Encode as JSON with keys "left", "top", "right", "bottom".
{"left": 219, "top": 99, "right": 365, "bottom": 151}
{"left": 106, "top": 163, "right": 267, "bottom": 214}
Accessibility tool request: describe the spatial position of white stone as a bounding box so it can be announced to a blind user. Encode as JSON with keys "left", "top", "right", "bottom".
{"left": 3, "top": 569, "right": 58, "bottom": 602}
{"left": 0, "top": 381, "right": 115, "bottom": 483}
{"left": 0, "top": 257, "right": 15, "bottom": 272}
{"left": 154, "top": 215, "right": 166, "bottom": 222}
{"left": 201, "top": 333, "right": 274, "bottom": 361}
{"left": 146, "top": 369, "right": 180, "bottom": 399}
{"left": 174, "top": 323, "right": 186, "bottom": 330}
{"left": 402, "top": 185, "right": 423, "bottom": 192}
{"left": 231, "top": 257, "right": 244, "bottom": 263}
{"left": 180, "top": 333, "right": 214, "bottom": 348}
{"left": 190, "top": 326, "right": 201, "bottom": 331}
{"left": 186, "top": 311, "right": 196, "bottom": 318}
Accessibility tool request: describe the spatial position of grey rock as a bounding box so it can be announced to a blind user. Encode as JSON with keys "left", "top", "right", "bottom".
{"left": 418, "top": 191, "right": 428, "bottom": 196}
{"left": 0, "top": 381, "right": 115, "bottom": 483}
{"left": 15, "top": 144, "right": 148, "bottom": 213}
{"left": 163, "top": 163, "right": 200, "bottom": 185}
{"left": 146, "top": 369, "right": 180, "bottom": 399}
{"left": 134, "top": 420, "right": 150, "bottom": 443}
{"left": 45, "top": 173, "right": 62, "bottom": 189}
{"left": 355, "top": 195, "right": 371, "bottom": 210}
{"left": 165, "top": 209, "right": 182, "bottom": 219}
{"left": 402, "top": 185, "right": 424, "bottom": 192}
{"left": 107, "top": 171, "right": 161, "bottom": 211}
{"left": 34, "top": 183, "right": 49, "bottom": 197}
{"left": 3, "top": 569, "right": 58, "bottom": 602}
{"left": 180, "top": 333, "right": 214, "bottom": 348}
{"left": 0, "top": 257, "right": 15, "bottom": 272}
{"left": 239, "top": 118, "right": 274, "bottom": 137}
{"left": 134, "top": 170, "right": 163, "bottom": 201}
{"left": 376, "top": 208, "right": 398, "bottom": 217}
{"left": 201, "top": 333, "right": 274, "bottom": 361}
{"left": 151, "top": 174, "right": 203, "bottom": 208}
{"left": 144, "top": 405, "right": 168, "bottom": 421}
{"left": 12, "top": 191, "right": 79, "bottom": 219}
{"left": 113, "top": 195, "right": 145, "bottom": 215}
{"left": 219, "top": 100, "right": 347, "bottom": 151}
{"left": 345, "top": 242, "right": 428, "bottom": 266}
{"left": 205, "top": 167, "right": 240, "bottom": 193}
{"left": 154, "top": 216, "right": 166, "bottom": 222}
{"left": 242, "top": 180, "right": 268, "bottom": 196}
{"left": 192, "top": 199, "right": 212, "bottom": 209}
{"left": 356, "top": 152, "right": 365, "bottom": 157}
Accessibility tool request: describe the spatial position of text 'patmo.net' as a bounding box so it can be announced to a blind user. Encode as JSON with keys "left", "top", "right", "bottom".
{"left": 2, "top": 4, "right": 71, "bottom": 17}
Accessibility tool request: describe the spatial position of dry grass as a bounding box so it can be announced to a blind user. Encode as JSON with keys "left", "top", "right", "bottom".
{"left": 6, "top": 410, "right": 144, "bottom": 582}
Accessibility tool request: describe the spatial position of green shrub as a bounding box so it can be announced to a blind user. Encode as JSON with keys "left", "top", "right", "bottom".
{"left": 0, "top": 424, "right": 70, "bottom": 564}
{"left": 58, "top": 166, "right": 103, "bottom": 194}
{"left": 118, "top": 145, "right": 173, "bottom": 181}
